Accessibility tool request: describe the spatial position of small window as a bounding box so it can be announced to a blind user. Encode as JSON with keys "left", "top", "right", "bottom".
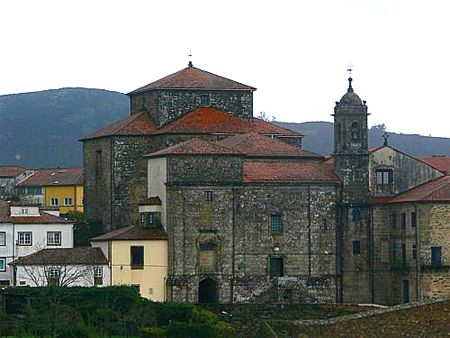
{"left": 148, "top": 213, "right": 155, "bottom": 225}
{"left": 270, "top": 214, "right": 282, "bottom": 233}
{"left": 64, "top": 197, "right": 73, "bottom": 206}
{"left": 47, "top": 232, "right": 61, "bottom": 246}
{"left": 391, "top": 213, "right": 397, "bottom": 228}
{"left": 411, "top": 212, "right": 417, "bottom": 227}
{"left": 320, "top": 218, "right": 328, "bottom": 230}
{"left": 412, "top": 244, "right": 417, "bottom": 260}
{"left": 352, "top": 208, "right": 361, "bottom": 223}
{"left": 351, "top": 121, "right": 360, "bottom": 141}
{"left": 204, "top": 191, "right": 213, "bottom": 202}
{"left": 269, "top": 257, "right": 284, "bottom": 279}
{"left": 375, "top": 169, "right": 393, "bottom": 191}
{"left": 431, "top": 246, "right": 442, "bottom": 267}
{"left": 200, "top": 95, "right": 210, "bottom": 106}
{"left": 47, "top": 267, "right": 60, "bottom": 286}
{"left": 21, "top": 208, "right": 29, "bottom": 215}
{"left": 0, "top": 232, "right": 5, "bottom": 246}
{"left": 200, "top": 242, "right": 216, "bottom": 251}
{"left": 50, "top": 198, "right": 59, "bottom": 206}
{"left": 94, "top": 266, "right": 103, "bottom": 286}
{"left": 131, "top": 246, "right": 144, "bottom": 269}
{"left": 401, "top": 213, "right": 406, "bottom": 229}
{"left": 402, "top": 243, "right": 407, "bottom": 267}
{"left": 0, "top": 258, "right": 6, "bottom": 272}
{"left": 140, "top": 213, "right": 145, "bottom": 225}
{"left": 352, "top": 241, "right": 361, "bottom": 255}
{"left": 18, "top": 232, "right": 32, "bottom": 246}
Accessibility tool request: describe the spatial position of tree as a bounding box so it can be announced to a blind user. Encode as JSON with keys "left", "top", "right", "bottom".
{"left": 65, "top": 211, "right": 105, "bottom": 247}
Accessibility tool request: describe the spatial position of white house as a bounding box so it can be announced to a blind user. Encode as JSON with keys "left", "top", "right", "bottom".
{"left": 0, "top": 200, "right": 74, "bottom": 286}
{"left": 10, "top": 247, "right": 110, "bottom": 287}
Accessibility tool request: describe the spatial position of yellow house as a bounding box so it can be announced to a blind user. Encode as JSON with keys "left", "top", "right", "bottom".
{"left": 90, "top": 225, "right": 168, "bottom": 301}
{"left": 18, "top": 168, "right": 84, "bottom": 213}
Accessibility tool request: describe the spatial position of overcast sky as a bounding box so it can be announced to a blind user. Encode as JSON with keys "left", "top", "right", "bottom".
{"left": 1, "top": 0, "right": 449, "bottom": 137}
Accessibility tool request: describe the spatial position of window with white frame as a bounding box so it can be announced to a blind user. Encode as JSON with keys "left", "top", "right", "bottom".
{"left": 47, "top": 267, "right": 60, "bottom": 286}
{"left": 0, "top": 232, "right": 5, "bottom": 246}
{"left": 0, "top": 258, "right": 6, "bottom": 272}
{"left": 94, "top": 266, "right": 103, "bottom": 286}
{"left": 18, "top": 232, "right": 32, "bottom": 246}
{"left": 64, "top": 197, "right": 72, "bottom": 206}
{"left": 47, "top": 231, "right": 61, "bottom": 246}
{"left": 50, "top": 198, "right": 59, "bottom": 206}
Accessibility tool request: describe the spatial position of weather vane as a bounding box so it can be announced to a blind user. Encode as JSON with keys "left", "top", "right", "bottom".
{"left": 347, "top": 63, "right": 353, "bottom": 78}
{"left": 188, "top": 50, "right": 193, "bottom": 67}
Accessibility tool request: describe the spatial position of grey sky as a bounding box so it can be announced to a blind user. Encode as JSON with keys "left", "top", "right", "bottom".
{"left": 1, "top": 0, "right": 449, "bottom": 137}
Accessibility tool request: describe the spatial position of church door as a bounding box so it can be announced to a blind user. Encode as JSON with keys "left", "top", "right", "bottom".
{"left": 198, "top": 278, "right": 219, "bottom": 303}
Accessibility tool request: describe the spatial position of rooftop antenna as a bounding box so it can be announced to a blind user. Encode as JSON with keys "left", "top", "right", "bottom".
{"left": 188, "top": 50, "right": 193, "bottom": 67}
{"left": 346, "top": 63, "right": 353, "bottom": 91}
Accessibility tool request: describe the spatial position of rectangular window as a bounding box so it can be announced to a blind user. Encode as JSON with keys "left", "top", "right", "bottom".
{"left": 148, "top": 213, "right": 155, "bottom": 225}
{"left": 50, "top": 198, "right": 59, "bottom": 206}
{"left": 401, "top": 213, "right": 406, "bottom": 229}
{"left": 94, "top": 266, "right": 103, "bottom": 286}
{"left": 391, "top": 213, "right": 397, "bottom": 228}
{"left": 200, "top": 95, "right": 210, "bottom": 106}
{"left": 412, "top": 244, "right": 417, "bottom": 260}
{"left": 47, "top": 231, "right": 61, "bottom": 246}
{"left": 204, "top": 191, "right": 213, "bottom": 202}
{"left": 402, "top": 243, "right": 407, "bottom": 268}
{"left": 411, "top": 212, "right": 417, "bottom": 227}
{"left": 21, "top": 208, "right": 28, "bottom": 215}
{"left": 352, "top": 208, "right": 361, "bottom": 223}
{"left": 140, "top": 213, "right": 145, "bottom": 225}
{"left": 320, "top": 218, "right": 328, "bottom": 230}
{"left": 431, "top": 246, "right": 442, "bottom": 267}
{"left": 270, "top": 214, "right": 282, "bottom": 233}
{"left": 352, "top": 241, "right": 361, "bottom": 255}
{"left": 0, "top": 232, "right": 5, "bottom": 246}
{"left": 375, "top": 169, "right": 393, "bottom": 189}
{"left": 0, "top": 258, "right": 6, "bottom": 272}
{"left": 47, "top": 267, "right": 60, "bottom": 286}
{"left": 18, "top": 232, "right": 32, "bottom": 246}
{"left": 64, "top": 197, "right": 72, "bottom": 206}
{"left": 269, "top": 257, "right": 284, "bottom": 279}
{"left": 131, "top": 246, "right": 144, "bottom": 269}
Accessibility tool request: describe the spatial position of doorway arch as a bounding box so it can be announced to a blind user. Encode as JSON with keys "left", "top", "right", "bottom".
{"left": 198, "top": 277, "right": 219, "bottom": 303}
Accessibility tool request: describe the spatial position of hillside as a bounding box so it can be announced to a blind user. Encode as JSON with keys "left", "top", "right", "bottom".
{"left": 0, "top": 88, "right": 448, "bottom": 168}
{"left": 0, "top": 88, "right": 129, "bottom": 167}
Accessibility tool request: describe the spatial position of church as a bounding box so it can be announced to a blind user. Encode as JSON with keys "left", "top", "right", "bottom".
{"left": 82, "top": 63, "right": 450, "bottom": 305}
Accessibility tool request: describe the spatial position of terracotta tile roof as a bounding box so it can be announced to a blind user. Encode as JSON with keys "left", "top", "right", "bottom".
{"left": 0, "top": 166, "right": 28, "bottom": 177}
{"left": 128, "top": 65, "right": 256, "bottom": 95}
{"left": 218, "top": 133, "right": 321, "bottom": 158}
{"left": 81, "top": 111, "right": 157, "bottom": 140}
{"left": 155, "top": 107, "right": 300, "bottom": 136}
{"left": 371, "top": 196, "right": 395, "bottom": 204}
{"left": 91, "top": 225, "right": 168, "bottom": 241}
{"left": 389, "top": 175, "right": 450, "bottom": 203}
{"left": 0, "top": 200, "right": 71, "bottom": 224}
{"left": 419, "top": 156, "right": 450, "bottom": 174}
{"left": 138, "top": 196, "right": 162, "bottom": 206}
{"left": 16, "top": 167, "right": 83, "bottom": 187}
{"left": 243, "top": 160, "right": 340, "bottom": 183}
{"left": 10, "top": 247, "right": 108, "bottom": 266}
{"left": 145, "top": 138, "right": 241, "bottom": 158}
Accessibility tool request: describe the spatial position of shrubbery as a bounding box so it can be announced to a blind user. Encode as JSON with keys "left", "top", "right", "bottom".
{"left": 2, "top": 286, "right": 234, "bottom": 337}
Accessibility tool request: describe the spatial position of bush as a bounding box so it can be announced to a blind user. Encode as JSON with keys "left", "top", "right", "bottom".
{"left": 166, "top": 321, "right": 220, "bottom": 338}
{"left": 141, "top": 326, "right": 167, "bottom": 337}
{"left": 155, "top": 302, "right": 196, "bottom": 326}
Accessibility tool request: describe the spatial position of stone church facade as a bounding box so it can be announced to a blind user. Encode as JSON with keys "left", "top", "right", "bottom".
{"left": 82, "top": 63, "right": 450, "bottom": 304}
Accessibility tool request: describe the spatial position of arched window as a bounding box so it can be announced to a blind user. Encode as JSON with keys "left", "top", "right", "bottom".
{"left": 351, "top": 121, "right": 360, "bottom": 141}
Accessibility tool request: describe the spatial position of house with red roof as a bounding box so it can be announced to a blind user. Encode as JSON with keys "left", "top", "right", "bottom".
{"left": 0, "top": 200, "right": 74, "bottom": 286}
{"left": 0, "top": 166, "right": 35, "bottom": 199}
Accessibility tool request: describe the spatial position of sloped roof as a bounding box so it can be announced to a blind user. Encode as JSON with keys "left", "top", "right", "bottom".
{"left": 10, "top": 247, "right": 108, "bottom": 266}
{"left": 243, "top": 160, "right": 339, "bottom": 183}
{"left": 218, "top": 133, "right": 321, "bottom": 158}
{"left": 155, "top": 107, "right": 300, "bottom": 136}
{"left": 81, "top": 111, "right": 157, "bottom": 140}
{"left": 389, "top": 175, "right": 450, "bottom": 203}
{"left": 0, "top": 200, "right": 71, "bottom": 224}
{"left": 91, "top": 225, "right": 168, "bottom": 241}
{"left": 128, "top": 64, "right": 256, "bottom": 95}
{"left": 145, "top": 138, "right": 241, "bottom": 158}
{"left": 419, "top": 156, "right": 450, "bottom": 174}
{"left": 16, "top": 167, "right": 83, "bottom": 187}
{"left": 0, "top": 166, "right": 28, "bottom": 177}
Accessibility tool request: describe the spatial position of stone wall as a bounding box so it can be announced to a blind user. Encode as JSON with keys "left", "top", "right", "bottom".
{"left": 130, "top": 89, "right": 253, "bottom": 127}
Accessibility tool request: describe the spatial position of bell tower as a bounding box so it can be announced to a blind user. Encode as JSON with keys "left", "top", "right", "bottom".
{"left": 333, "top": 76, "right": 372, "bottom": 304}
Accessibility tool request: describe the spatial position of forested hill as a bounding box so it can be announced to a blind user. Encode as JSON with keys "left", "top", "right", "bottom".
{"left": 0, "top": 88, "right": 448, "bottom": 168}
{"left": 0, "top": 88, "right": 129, "bottom": 167}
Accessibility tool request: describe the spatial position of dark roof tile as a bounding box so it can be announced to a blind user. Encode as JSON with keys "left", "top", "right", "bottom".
{"left": 91, "top": 225, "right": 168, "bottom": 241}
{"left": 16, "top": 167, "right": 83, "bottom": 187}
{"left": 11, "top": 247, "right": 108, "bottom": 266}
